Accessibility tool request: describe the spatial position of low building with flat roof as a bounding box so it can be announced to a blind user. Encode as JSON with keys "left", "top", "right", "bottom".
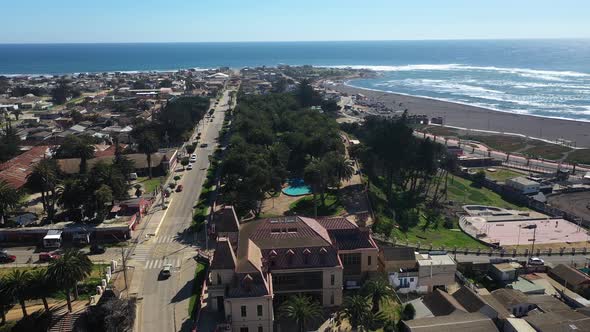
{"left": 402, "top": 312, "right": 499, "bottom": 332}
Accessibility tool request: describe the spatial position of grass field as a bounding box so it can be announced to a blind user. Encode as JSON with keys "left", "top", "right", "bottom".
{"left": 462, "top": 134, "right": 528, "bottom": 152}
{"left": 289, "top": 191, "right": 344, "bottom": 217}
{"left": 420, "top": 125, "right": 459, "bottom": 137}
{"left": 566, "top": 149, "right": 590, "bottom": 165}
{"left": 522, "top": 144, "right": 571, "bottom": 160}
{"left": 484, "top": 168, "right": 524, "bottom": 182}
{"left": 136, "top": 176, "right": 163, "bottom": 194}
{"left": 188, "top": 262, "right": 207, "bottom": 319}
{"left": 446, "top": 175, "right": 523, "bottom": 210}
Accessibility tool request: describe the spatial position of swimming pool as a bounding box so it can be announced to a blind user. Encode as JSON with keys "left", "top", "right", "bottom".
{"left": 282, "top": 178, "right": 312, "bottom": 196}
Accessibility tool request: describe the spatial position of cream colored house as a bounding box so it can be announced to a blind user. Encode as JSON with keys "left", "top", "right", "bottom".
{"left": 204, "top": 211, "right": 379, "bottom": 332}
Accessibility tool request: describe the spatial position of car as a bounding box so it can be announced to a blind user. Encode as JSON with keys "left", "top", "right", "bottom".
{"left": 200, "top": 143, "right": 208, "bottom": 148}
{"left": 191, "top": 153, "right": 197, "bottom": 159}
{"left": 89, "top": 244, "right": 106, "bottom": 255}
{"left": 187, "top": 163, "right": 193, "bottom": 170}
{"left": 39, "top": 251, "right": 61, "bottom": 262}
{"left": 190, "top": 156, "right": 197, "bottom": 162}
{"left": 160, "top": 263, "right": 172, "bottom": 279}
{"left": 0, "top": 254, "right": 16, "bottom": 264}
{"left": 176, "top": 184, "right": 183, "bottom": 192}
{"left": 528, "top": 257, "right": 545, "bottom": 265}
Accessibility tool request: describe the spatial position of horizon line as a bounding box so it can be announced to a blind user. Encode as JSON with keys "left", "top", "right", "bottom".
{"left": 1, "top": 37, "right": 589, "bottom": 45}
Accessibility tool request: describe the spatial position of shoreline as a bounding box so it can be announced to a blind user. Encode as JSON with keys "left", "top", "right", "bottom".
{"left": 328, "top": 82, "right": 590, "bottom": 148}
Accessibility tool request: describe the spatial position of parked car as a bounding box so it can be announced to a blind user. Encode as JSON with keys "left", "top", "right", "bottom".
{"left": 528, "top": 257, "right": 545, "bottom": 265}
{"left": 39, "top": 251, "right": 61, "bottom": 262}
{"left": 89, "top": 244, "right": 106, "bottom": 255}
{"left": 200, "top": 143, "right": 208, "bottom": 148}
{"left": 176, "top": 184, "right": 184, "bottom": 192}
{"left": 187, "top": 163, "right": 193, "bottom": 170}
{"left": 190, "top": 156, "right": 197, "bottom": 162}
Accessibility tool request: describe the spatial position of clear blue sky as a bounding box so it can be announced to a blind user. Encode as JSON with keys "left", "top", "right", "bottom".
{"left": 2, "top": 0, "right": 589, "bottom": 43}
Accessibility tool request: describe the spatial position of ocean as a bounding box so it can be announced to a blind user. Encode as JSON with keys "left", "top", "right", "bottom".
{"left": 1, "top": 40, "right": 590, "bottom": 121}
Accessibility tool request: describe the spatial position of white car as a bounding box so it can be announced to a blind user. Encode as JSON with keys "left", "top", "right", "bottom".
{"left": 190, "top": 156, "right": 197, "bottom": 162}
{"left": 528, "top": 257, "right": 545, "bottom": 265}
{"left": 187, "top": 163, "right": 193, "bottom": 170}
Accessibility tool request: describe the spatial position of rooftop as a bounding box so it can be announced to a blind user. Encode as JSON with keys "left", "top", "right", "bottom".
{"left": 404, "top": 312, "right": 499, "bottom": 332}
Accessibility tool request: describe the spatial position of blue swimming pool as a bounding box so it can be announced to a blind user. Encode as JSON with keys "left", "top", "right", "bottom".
{"left": 282, "top": 178, "right": 312, "bottom": 196}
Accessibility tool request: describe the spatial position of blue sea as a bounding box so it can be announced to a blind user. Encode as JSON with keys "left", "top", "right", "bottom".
{"left": 1, "top": 40, "right": 590, "bottom": 121}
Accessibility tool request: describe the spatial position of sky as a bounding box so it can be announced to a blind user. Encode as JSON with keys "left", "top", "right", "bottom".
{"left": 2, "top": 0, "right": 590, "bottom": 43}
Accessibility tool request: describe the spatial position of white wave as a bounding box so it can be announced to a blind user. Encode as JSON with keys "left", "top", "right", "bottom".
{"left": 329, "top": 64, "right": 590, "bottom": 81}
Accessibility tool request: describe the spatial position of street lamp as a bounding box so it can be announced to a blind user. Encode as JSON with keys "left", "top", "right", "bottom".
{"left": 523, "top": 224, "right": 538, "bottom": 257}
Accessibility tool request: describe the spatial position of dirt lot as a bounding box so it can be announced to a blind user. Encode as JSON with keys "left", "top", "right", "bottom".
{"left": 547, "top": 191, "right": 590, "bottom": 222}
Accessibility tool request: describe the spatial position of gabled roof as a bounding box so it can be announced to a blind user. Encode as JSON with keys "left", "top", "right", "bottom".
{"left": 404, "top": 312, "right": 499, "bottom": 332}
{"left": 491, "top": 288, "right": 529, "bottom": 308}
{"left": 236, "top": 239, "right": 263, "bottom": 274}
{"left": 422, "top": 289, "right": 467, "bottom": 316}
{"left": 247, "top": 216, "right": 332, "bottom": 249}
{"left": 549, "top": 264, "right": 590, "bottom": 287}
{"left": 452, "top": 286, "right": 489, "bottom": 313}
{"left": 211, "top": 237, "right": 236, "bottom": 270}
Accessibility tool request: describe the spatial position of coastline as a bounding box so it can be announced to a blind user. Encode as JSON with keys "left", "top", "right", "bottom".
{"left": 329, "top": 82, "right": 590, "bottom": 148}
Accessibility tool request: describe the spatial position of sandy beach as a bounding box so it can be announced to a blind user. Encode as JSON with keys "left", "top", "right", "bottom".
{"left": 329, "top": 83, "right": 590, "bottom": 148}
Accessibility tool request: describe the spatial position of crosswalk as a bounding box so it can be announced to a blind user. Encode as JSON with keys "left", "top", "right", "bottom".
{"left": 132, "top": 245, "right": 153, "bottom": 262}
{"left": 153, "top": 235, "right": 178, "bottom": 244}
{"left": 144, "top": 257, "right": 183, "bottom": 270}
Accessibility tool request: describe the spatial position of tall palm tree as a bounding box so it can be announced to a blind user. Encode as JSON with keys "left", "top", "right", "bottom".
{"left": 137, "top": 132, "right": 159, "bottom": 179}
{"left": 362, "top": 277, "right": 395, "bottom": 313}
{"left": 26, "top": 159, "right": 61, "bottom": 221}
{"left": 28, "top": 268, "right": 54, "bottom": 313}
{"left": 336, "top": 295, "right": 371, "bottom": 331}
{"left": 0, "top": 180, "right": 23, "bottom": 225}
{"left": 0, "top": 276, "right": 11, "bottom": 324}
{"left": 3, "top": 270, "right": 31, "bottom": 317}
{"left": 74, "top": 138, "right": 96, "bottom": 175}
{"left": 330, "top": 154, "right": 355, "bottom": 188}
{"left": 279, "top": 294, "right": 323, "bottom": 332}
{"left": 47, "top": 249, "right": 93, "bottom": 312}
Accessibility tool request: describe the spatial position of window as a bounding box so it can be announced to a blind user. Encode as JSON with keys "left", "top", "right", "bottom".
{"left": 341, "top": 254, "right": 361, "bottom": 265}
{"left": 217, "top": 274, "right": 222, "bottom": 284}
{"left": 368, "top": 255, "right": 372, "bottom": 266}
{"left": 241, "top": 305, "right": 247, "bottom": 317}
{"left": 258, "top": 327, "right": 263, "bottom": 332}
{"left": 240, "top": 328, "right": 249, "bottom": 332}
{"left": 409, "top": 277, "right": 414, "bottom": 282}
{"left": 330, "top": 274, "right": 335, "bottom": 286}
{"left": 330, "top": 292, "right": 335, "bottom": 305}
{"left": 257, "top": 305, "right": 263, "bottom": 317}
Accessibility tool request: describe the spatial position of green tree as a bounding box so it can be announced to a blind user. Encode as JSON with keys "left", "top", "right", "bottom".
{"left": 58, "top": 178, "right": 87, "bottom": 221}
{"left": 0, "top": 126, "right": 20, "bottom": 162}
{"left": 93, "top": 184, "right": 113, "bottom": 220}
{"left": 362, "top": 277, "right": 395, "bottom": 313}
{"left": 173, "top": 175, "right": 181, "bottom": 184}
{"left": 28, "top": 268, "right": 54, "bottom": 313}
{"left": 472, "top": 170, "right": 486, "bottom": 188}
{"left": 0, "top": 275, "right": 11, "bottom": 324}
{"left": 0, "top": 180, "right": 23, "bottom": 224}
{"left": 137, "top": 131, "right": 159, "bottom": 179}
{"left": 180, "top": 157, "right": 189, "bottom": 170}
{"left": 26, "top": 159, "right": 61, "bottom": 221}
{"left": 55, "top": 135, "right": 96, "bottom": 174}
{"left": 336, "top": 295, "right": 371, "bottom": 331}
{"left": 4, "top": 269, "right": 31, "bottom": 317}
{"left": 401, "top": 303, "right": 416, "bottom": 321}
{"left": 47, "top": 249, "right": 93, "bottom": 312}
{"left": 279, "top": 294, "right": 323, "bottom": 332}
{"left": 11, "top": 108, "right": 22, "bottom": 121}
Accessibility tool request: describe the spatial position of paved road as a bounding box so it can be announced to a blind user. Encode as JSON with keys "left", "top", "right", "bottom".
{"left": 453, "top": 253, "right": 590, "bottom": 266}
{"left": 134, "top": 89, "right": 233, "bottom": 332}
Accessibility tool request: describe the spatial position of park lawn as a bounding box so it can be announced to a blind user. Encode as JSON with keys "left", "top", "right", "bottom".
{"left": 188, "top": 262, "right": 207, "bottom": 319}
{"left": 419, "top": 125, "right": 459, "bottom": 137}
{"left": 288, "top": 191, "right": 344, "bottom": 217}
{"left": 484, "top": 168, "right": 524, "bottom": 182}
{"left": 522, "top": 143, "right": 571, "bottom": 160}
{"left": 446, "top": 175, "right": 523, "bottom": 210}
{"left": 137, "top": 176, "right": 163, "bottom": 194}
{"left": 566, "top": 149, "right": 590, "bottom": 166}
{"left": 461, "top": 134, "right": 527, "bottom": 152}
{"left": 391, "top": 215, "right": 488, "bottom": 249}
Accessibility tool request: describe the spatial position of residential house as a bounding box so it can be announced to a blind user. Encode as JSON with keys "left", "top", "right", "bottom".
{"left": 416, "top": 253, "right": 457, "bottom": 293}
{"left": 490, "top": 262, "right": 523, "bottom": 283}
{"left": 548, "top": 264, "right": 590, "bottom": 294}
{"left": 505, "top": 177, "right": 540, "bottom": 195}
{"left": 0, "top": 145, "right": 51, "bottom": 189}
{"left": 491, "top": 289, "right": 535, "bottom": 317}
{"left": 422, "top": 288, "right": 467, "bottom": 316}
{"left": 524, "top": 310, "right": 590, "bottom": 331}
{"left": 382, "top": 246, "right": 419, "bottom": 293}
{"left": 402, "top": 312, "right": 499, "bottom": 332}
{"left": 452, "top": 286, "right": 500, "bottom": 321}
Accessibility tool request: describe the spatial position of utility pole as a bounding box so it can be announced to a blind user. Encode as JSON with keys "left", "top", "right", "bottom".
{"left": 121, "top": 247, "right": 128, "bottom": 294}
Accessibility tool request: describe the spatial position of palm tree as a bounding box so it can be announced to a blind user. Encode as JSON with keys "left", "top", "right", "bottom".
{"left": 26, "top": 159, "right": 61, "bottom": 221}
{"left": 28, "top": 268, "right": 54, "bottom": 313}
{"left": 47, "top": 249, "right": 93, "bottom": 312}
{"left": 362, "top": 277, "right": 395, "bottom": 313}
{"left": 137, "top": 132, "right": 159, "bottom": 179}
{"left": 3, "top": 270, "right": 31, "bottom": 317}
{"left": 0, "top": 180, "right": 23, "bottom": 225}
{"left": 74, "top": 138, "right": 96, "bottom": 174}
{"left": 336, "top": 295, "right": 371, "bottom": 331}
{"left": 0, "top": 276, "right": 11, "bottom": 324}
{"left": 279, "top": 294, "right": 323, "bottom": 332}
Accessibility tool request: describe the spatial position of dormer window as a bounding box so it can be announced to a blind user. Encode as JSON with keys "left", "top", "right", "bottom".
{"left": 319, "top": 247, "right": 327, "bottom": 264}
{"left": 303, "top": 248, "right": 311, "bottom": 265}
{"left": 286, "top": 249, "right": 295, "bottom": 265}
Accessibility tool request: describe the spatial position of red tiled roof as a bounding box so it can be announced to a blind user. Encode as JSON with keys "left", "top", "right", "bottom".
{"left": 0, "top": 146, "right": 51, "bottom": 189}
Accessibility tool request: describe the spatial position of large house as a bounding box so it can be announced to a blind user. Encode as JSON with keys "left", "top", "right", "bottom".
{"left": 206, "top": 207, "right": 379, "bottom": 332}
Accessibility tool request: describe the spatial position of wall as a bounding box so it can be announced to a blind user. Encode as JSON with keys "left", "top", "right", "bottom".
{"left": 225, "top": 296, "right": 274, "bottom": 332}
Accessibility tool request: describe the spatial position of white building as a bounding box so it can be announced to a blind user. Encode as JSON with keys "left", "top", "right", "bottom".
{"left": 506, "top": 177, "right": 540, "bottom": 195}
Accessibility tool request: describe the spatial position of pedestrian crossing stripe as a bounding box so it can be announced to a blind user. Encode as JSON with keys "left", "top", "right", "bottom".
{"left": 144, "top": 258, "right": 182, "bottom": 269}
{"left": 154, "top": 235, "right": 177, "bottom": 244}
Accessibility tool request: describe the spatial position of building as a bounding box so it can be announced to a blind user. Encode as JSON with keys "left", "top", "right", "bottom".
{"left": 417, "top": 253, "right": 457, "bottom": 293}
{"left": 490, "top": 288, "right": 535, "bottom": 317}
{"left": 506, "top": 177, "right": 540, "bottom": 195}
{"left": 452, "top": 286, "right": 500, "bottom": 321}
{"left": 422, "top": 289, "right": 467, "bottom": 316}
{"left": 524, "top": 310, "right": 590, "bottom": 331}
{"left": 381, "top": 246, "right": 420, "bottom": 293}
{"left": 548, "top": 264, "right": 590, "bottom": 294}
{"left": 205, "top": 214, "right": 379, "bottom": 332}
{"left": 490, "top": 262, "right": 522, "bottom": 282}
{"left": 0, "top": 145, "right": 52, "bottom": 189}
{"left": 402, "top": 312, "right": 499, "bottom": 332}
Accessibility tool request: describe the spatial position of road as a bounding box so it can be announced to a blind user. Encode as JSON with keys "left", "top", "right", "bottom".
{"left": 133, "top": 88, "right": 233, "bottom": 332}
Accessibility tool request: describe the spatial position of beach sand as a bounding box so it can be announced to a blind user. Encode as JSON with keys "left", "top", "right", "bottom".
{"left": 329, "top": 83, "right": 590, "bottom": 148}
